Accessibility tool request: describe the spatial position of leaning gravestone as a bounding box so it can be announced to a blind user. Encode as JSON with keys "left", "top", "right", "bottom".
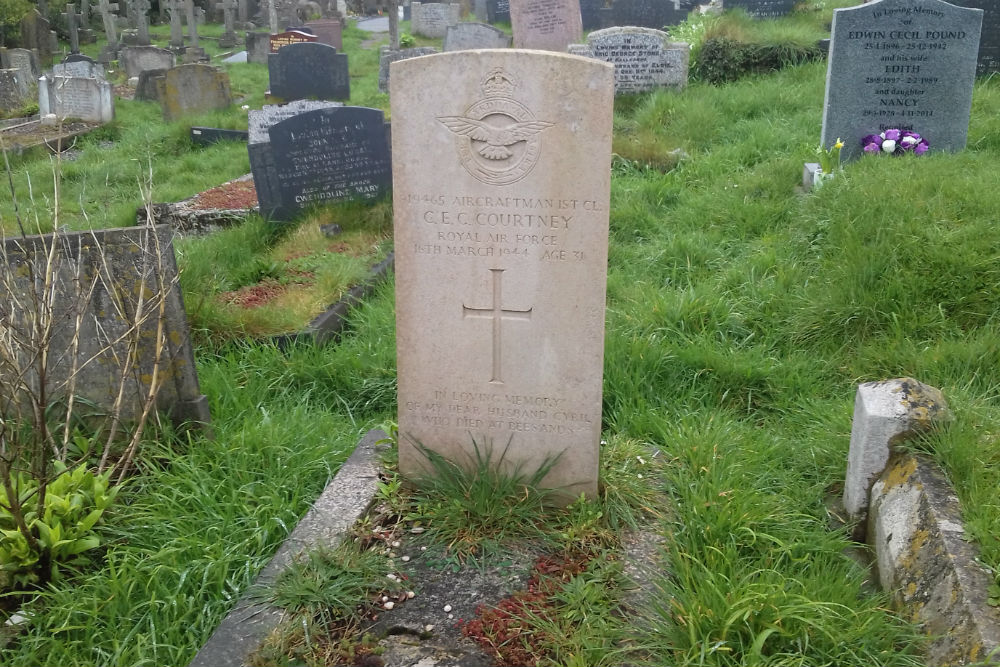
{"left": 47, "top": 75, "right": 114, "bottom": 121}
{"left": 379, "top": 46, "right": 439, "bottom": 93}
{"left": 252, "top": 106, "right": 391, "bottom": 220}
{"left": 821, "top": 0, "right": 983, "bottom": 162}
{"left": 160, "top": 64, "right": 232, "bottom": 120}
{"left": 267, "top": 42, "right": 349, "bottom": 101}
{"left": 1, "top": 227, "right": 209, "bottom": 426}
{"left": 724, "top": 0, "right": 797, "bottom": 19}
{"left": 510, "top": 0, "right": 583, "bottom": 51}
{"left": 135, "top": 67, "right": 168, "bottom": 101}
{"left": 119, "top": 45, "right": 176, "bottom": 78}
{"left": 947, "top": 0, "right": 998, "bottom": 75}
{"left": 0, "top": 48, "right": 40, "bottom": 81}
{"left": 411, "top": 2, "right": 461, "bottom": 38}
{"left": 0, "top": 70, "right": 30, "bottom": 112}
{"left": 391, "top": 51, "right": 614, "bottom": 497}
{"left": 608, "top": 0, "right": 696, "bottom": 29}
{"left": 569, "top": 27, "right": 688, "bottom": 93}
{"left": 444, "top": 22, "right": 512, "bottom": 50}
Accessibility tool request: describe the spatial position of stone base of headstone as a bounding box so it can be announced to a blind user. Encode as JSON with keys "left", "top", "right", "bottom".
{"left": 219, "top": 33, "right": 240, "bottom": 48}
{"left": 97, "top": 44, "right": 119, "bottom": 64}
{"left": 802, "top": 162, "right": 822, "bottom": 191}
{"left": 182, "top": 46, "right": 209, "bottom": 63}
{"left": 122, "top": 29, "right": 142, "bottom": 45}
{"left": 79, "top": 28, "right": 96, "bottom": 43}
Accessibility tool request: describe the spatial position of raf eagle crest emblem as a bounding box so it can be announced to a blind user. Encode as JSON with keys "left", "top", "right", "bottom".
{"left": 437, "top": 69, "right": 553, "bottom": 186}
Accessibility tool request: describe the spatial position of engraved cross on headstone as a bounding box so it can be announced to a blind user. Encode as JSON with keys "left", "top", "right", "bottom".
{"left": 97, "top": 0, "right": 119, "bottom": 46}
{"left": 61, "top": 3, "right": 82, "bottom": 53}
{"left": 163, "top": 0, "right": 185, "bottom": 47}
{"left": 462, "top": 268, "right": 533, "bottom": 384}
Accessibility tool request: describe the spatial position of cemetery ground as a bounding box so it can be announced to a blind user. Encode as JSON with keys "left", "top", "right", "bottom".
{"left": 1, "top": 7, "right": 999, "bottom": 667}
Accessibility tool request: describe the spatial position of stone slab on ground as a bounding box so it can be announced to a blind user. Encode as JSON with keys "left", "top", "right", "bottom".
{"left": 189, "top": 429, "right": 386, "bottom": 667}
{"left": 869, "top": 453, "right": 1000, "bottom": 666}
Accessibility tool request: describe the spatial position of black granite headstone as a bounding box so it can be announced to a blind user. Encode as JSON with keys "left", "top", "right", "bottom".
{"left": 609, "top": 0, "right": 696, "bottom": 29}
{"left": 486, "top": 0, "right": 509, "bottom": 23}
{"left": 948, "top": 0, "right": 998, "bottom": 74}
{"left": 190, "top": 126, "right": 250, "bottom": 145}
{"left": 725, "top": 0, "right": 797, "bottom": 19}
{"left": 267, "top": 41, "right": 349, "bottom": 101}
{"left": 261, "top": 107, "right": 392, "bottom": 220}
{"left": 63, "top": 53, "right": 98, "bottom": 64}
{"left": 580, "top": 0, "right": 607, "bottom": 30}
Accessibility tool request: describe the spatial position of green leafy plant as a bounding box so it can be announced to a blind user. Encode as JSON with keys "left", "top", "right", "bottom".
{"left": 0, "top": 463, "right": 118, "bottom": 588}
{"left": 398, "top": 32, "right": 415, "bottom": 47}
{"left": 817, "top": 138, "right": 843, "bottom": 174}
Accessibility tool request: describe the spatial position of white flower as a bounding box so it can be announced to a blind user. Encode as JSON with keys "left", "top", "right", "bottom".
{"left": 241, "top": 104, "right": 249, "bottom": 110}
{"left": 881, "top": 139, "right": 897, "bottom": 153}
{"left": 901, "top": 135, "right": 918, "bottom": 146}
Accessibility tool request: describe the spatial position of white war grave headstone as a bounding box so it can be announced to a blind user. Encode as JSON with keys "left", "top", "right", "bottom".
{"left": 391, "top": 51, "right": 614, "bottom": 497}
{"left": 821, "top": 0, "right": 982, "bottom": 163}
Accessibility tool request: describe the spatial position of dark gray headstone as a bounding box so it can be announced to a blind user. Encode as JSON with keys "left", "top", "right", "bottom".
{"left": 378, "top": 46, "right": 439, "bottom": 93}
{"left": 725, "top": 0, "right": 797, "bottom": 19}
{"left": 443, "top": 22, "right": 511, "bottom": 50}
{"left": 119, "top": 45, "right": 175, "bottom": 78}
{"left": 947, "top": 0, "right": 998, "bottom": 75}
{"left": 135, "top": 67, "right": 168, "bottom": 101}
{"left": 191, "top": 126, "right": 249, "bottom": 145}
{"left": 257, "top": 107, "right": 392, "bottom": 220}
{"left": 267, "top": 41, "right": 349, "bottom": 101}
{"left": 486, "top": 0, "right": 509, "bottom": 23}
{"left": 1, "top": 48, "right": 41, "bottom": 80}
{"left": 608, "top": 0, "right": 696, "bottom": 29}
{"left": 821, "top": 0, "right": 983, "bottom": 162}
{"left": 580, "top": 0, "right": 606, "bottom": 30}
{"left": 63, "top": 52, "right": 97, "bottom": 65}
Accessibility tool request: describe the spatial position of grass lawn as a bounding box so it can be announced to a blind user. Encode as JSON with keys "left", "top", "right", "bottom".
{"left": 1, "top": 4, "right": 999, "bottom": 666}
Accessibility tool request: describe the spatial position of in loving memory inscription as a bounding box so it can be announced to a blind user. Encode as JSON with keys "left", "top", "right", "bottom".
{"left": 821, "top": 0, "right": 982, "bottom": 162}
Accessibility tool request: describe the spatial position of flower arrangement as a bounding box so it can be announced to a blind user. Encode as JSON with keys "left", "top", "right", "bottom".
{"left": 862, "top": 129, "right": 929, "bottom": 155}
{"left": 817, "top": 138, "right": 844, "bottom": 174}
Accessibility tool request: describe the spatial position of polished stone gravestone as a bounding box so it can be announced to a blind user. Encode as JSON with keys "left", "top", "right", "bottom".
{"left": 947, "top": 0, "right": 998, "bottom": 75}
{"left": 391, "top": 51, "right": 614, "bottom": 497}
{"left": 0, "top": 48, "right": 40, "bottom": 81}
{"left": 411, "top": 2, "right": 461, "bottom": 38}
{"left": 267, "top": 41, "right": 349, "bottom": 101}
{"left": 160, "top": 64, "right": 232, "bottom": 120}
{"left": 487, "top": 0, "right": 510, "bottom": 23}
{"left": 821, "top": 0, "right": 983, "bottom": 162}
{"left": 444, "top": 22, "right": 512, "bottom": 50}
{"left": 52, "top": 59, "right": 105, "bottom": 77}
{"left": 305, "top": 18, "right": 343, "bottom": 50}
{"left": 378, "top": 46, "right": 439, "bottom": 93}
{"left": 510, "top": 0, "right": 583, "bottom": 51}
{"left": 569, "top": 27, "right": 688, "bottom": 94}
{"left": 253, "top": 106, "right": 391, "bottom": 220}
{"left": 579, "top": 0, "right": 605, "bottom": 30}
{"left": 47, "top": 74, "right": 114, "bottom": 121}
{"left": 120, "top": 45, "right": 175, "bottom": 78}
{"left": 725, "top": 0, "right": 796, "bottom": 19}
{"left": 608, "top": 0, "right": 696, "bottom": 29}
{"left": 268, "top": 29, "right": 317, "bottom": 52}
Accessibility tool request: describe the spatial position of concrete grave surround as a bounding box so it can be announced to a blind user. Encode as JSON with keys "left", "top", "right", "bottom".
{"left": 411, "top": 2, "right": 461, "bottom": 38}
{"left": 821, "top": 0, "right": 983, "bottom": 162}
{"left": 266, "top": 41, "right": 349, "bottom": 101}
{"left": 947, "top": 0, "right": 999, "bottom": 75}
{"left": 47, "top": 75, "right": 114, "bottom": 122}
{"left": 443, "top": 22, "right": 512, "bottom": 51}
{"left": 571, "top": 27, "right": 689, "bottom": 94}
{"left": 510, "top": 0, "right": 583, "bottom": 51}
{"left": 378, "top": 46, "right": 439, "bottom": 93}
{"left": 724, "top": 0, "right": 796, "bottom": 19}
{"left": 161, "top": 64, "right": 232, "bottom": 121}
{"left": 843, "top": 377, "right": 951, "bottom": 528}
{"left": 391, "top": 51, "right": 614, "bottom": 497}
{"left": 52, "top": 60, "right": 106, "bottom": 78}
{"left": 119, "top": 45, "right": 176, "bottom": 78}
{"left": 1, "top": 227, "right": 209, "bottom": 427}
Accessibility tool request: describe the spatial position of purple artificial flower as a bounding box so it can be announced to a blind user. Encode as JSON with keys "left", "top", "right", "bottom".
{"left": 883, "top": 128, "right": 901, "bottom": 142}
{"left": 863, "top": 141, "right": 881, "bottom": 153}
{"left": 914, "top": 139, "right": 930, "bottom": 155}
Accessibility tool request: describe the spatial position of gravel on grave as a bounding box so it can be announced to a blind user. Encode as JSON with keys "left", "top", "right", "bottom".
{"left": 189, "top": 177, "right": 259, "bottom": 210}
